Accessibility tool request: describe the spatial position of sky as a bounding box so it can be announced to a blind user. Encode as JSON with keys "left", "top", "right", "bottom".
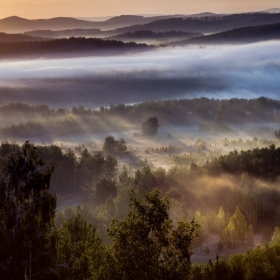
{"left": 0, "top": 0, "right": 279, "bottom": 19}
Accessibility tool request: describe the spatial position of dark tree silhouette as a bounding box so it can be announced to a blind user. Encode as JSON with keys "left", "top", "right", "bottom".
{"left": 142, "top": 116, "right": 159, "bottom": 136}
{"left": 0, "top": 141, "right": 56, "bottom": 279}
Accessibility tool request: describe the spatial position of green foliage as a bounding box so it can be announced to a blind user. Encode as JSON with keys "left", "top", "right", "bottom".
{"left": 56, "top": 216, "right": 103, "bottom": 280}
{"left": 134, "top": 166, "right": 156, "bottom": 194}
{"left": 76, "top": 150, "right": 118, "bottom": 189}
{"left": 106, "top": 190, "right": 200, "bottom": 280}
{"left": 189, "top": 239, "right": 280, "bottom": 280}
{"left": 222, "top": 206, "right": 248, "bottom": 248}
{"left": 270, "top": 226, "right": 280, "bottom": 247}
{"left": 93, "top": 178, "right": 117, "bottom": 204}
{"left": 206, "top": 144, "right": 280, "bottom": 181}
{"left": 0, "top": 141, "right": 57, "bottom": 279}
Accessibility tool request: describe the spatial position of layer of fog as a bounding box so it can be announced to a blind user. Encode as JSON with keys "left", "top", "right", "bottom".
{"left": 0, "top": 41, "right": 279, "bottom": 107}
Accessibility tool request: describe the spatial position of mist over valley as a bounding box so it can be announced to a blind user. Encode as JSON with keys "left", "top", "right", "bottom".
{"left": 1, "top": 6, "right": 280, "bottom": 279}
{"left": 0, "top": 41, "right": 279, "bottom": 107}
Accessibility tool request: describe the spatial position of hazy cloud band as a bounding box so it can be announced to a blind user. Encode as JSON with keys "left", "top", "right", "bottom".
{"left": 0, "top": 41, "right": 279, "bottom": 107}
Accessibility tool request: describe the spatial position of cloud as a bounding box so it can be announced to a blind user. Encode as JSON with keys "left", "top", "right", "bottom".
{"left": 0, "top": 41, "right": 279, "bottom": 107}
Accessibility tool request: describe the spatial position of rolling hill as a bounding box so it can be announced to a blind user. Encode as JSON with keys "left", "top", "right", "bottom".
{"left": 108, "top": 13, "right": 280, "bottom": 35}
{"left": 24, "top": 29, "right": 102, "bottom": 39}
{"left": 0, "top": 37, "right": 153, "bottom": 60}
{"left": 107, "top": 30, "right": 203, "bottom": 43}
{"left": 171, "top": 22, "right": 280, "bottom": 45}
{"left": 264, "top": 8, "right": 280, "bottom": 13}
{"left": 0, "top": 15, "right": 174, "bottom": 33}
{"left": 0, "top": 32, "right": 46, "bottom": 42}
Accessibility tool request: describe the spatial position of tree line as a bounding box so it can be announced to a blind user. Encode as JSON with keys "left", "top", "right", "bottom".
{"left": 2, "top": 97, "right": 280, "bottom": 139}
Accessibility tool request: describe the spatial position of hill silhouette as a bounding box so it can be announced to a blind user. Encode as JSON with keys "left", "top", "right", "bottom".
{"left": 24, "top": 29, "right": 102, "bottom": 38}
{"left": 0, "top": 15, "right": 174, "bottom": 33}
{"left": 109, "top": 13, "right": 280, "bottom": 35}
{"left": 108, "top": 30, "right": 202, "bottom": 42}
{"left": 0, "top": 37, "right": 153, "bottom": 59}
{"left": 0, "top": 32, "right": 46, "bottom": 42}
{"left": 171, "top": 22, "right": 280, "bottom": 45}
{"left": 264, "top": 8, "right": 280, "bottom": 13}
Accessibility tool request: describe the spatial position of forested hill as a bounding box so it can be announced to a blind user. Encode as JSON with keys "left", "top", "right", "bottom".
{"left": 24, "top": 28, "right": 102, "bottom": 39}
{"left": 108, "top": 30, "right": 203, "bottom": 41}
{"left": 172, "top": 22, "right": 280, "bottom": 46}
{"left": 0, "top": 32, "right": 46, "bottom": 43}
{"left": 205, "top": 144, "right": 280, "bottom": 181}
{"left": 0, "top": 37, "right": 152, "bottom": 59}
{"left": 110, "top": 13, "right": 280, "bottom": 35}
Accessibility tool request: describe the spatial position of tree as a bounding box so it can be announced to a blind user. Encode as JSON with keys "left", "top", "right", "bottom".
{"left": 215, "top": 206, "right": 226, "bottom": 232}
{"left": 222, "top": 206, "right": 247, "bottom": 248}
{"left": 103, "top": 136, "right": 116, "bottom": 154}
{"left": 107, "top": 190, "right": 200, "bottom": 280}
{"left": 215, "top": 108, "right": 225, "bottom": 126}
{"left": 134, "top": 166, "right": 156, "bottom": 194}
{"left": 270, "top": 226, "right": 280, "bottom": 247}
{"left": 274, "top": 129, "right": 280, "bottom": 139}
{"left": 93, "top": 178, "right": 117, "bottom": 204}
{"left": 103, "top": 136, "right": 128, "bottom": 154}
{"left": 56, "top": 216, "right": 103, "bottom": 280}
{"left": 103, "top": 155, "right": 118, "bottom": 178}
{"left": 142, "top": 116, "right": 159, "bottom": 136}
{"left": 0, "top": 141, "right": 57, "bottom": 279}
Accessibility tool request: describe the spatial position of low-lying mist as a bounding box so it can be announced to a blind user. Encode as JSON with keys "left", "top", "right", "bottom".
{"left": 0, "top": 41, "right": 279, "bottom": 107}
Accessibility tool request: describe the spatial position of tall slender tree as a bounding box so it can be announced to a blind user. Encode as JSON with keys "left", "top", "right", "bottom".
{"left": 0, "top": 141, "right": 57, "bottom": 279}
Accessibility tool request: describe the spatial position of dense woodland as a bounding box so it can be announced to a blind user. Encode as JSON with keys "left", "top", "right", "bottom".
{"left": 0, "top": 37, "right": 151, "bottom": 59}
{"left": 108, "top": 30, "right": 202, "bottom": 42}
{"left": 173, "top": 22, "right": 280, "bottom": 45}
{"left": 1, "top": 139, "right": 280, "bottom": 279}
{"left": 110, "top": 13, "right": 280, "bottom": 35}
{"left": 1, "top": 97, "right": 280, "bottom": 139}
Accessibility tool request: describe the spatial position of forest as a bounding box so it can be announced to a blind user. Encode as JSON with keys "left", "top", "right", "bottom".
{"left": 1, "top": 97, "right": 280, "bottom": 139}
{"left": 0, "top": 37, "right": 152, "bottom": 59}
{"left": 172, "top": 22, "right": 280, "bottom": 46}
{"left": 1, "top": 129, "right": 280, "bottom": 279}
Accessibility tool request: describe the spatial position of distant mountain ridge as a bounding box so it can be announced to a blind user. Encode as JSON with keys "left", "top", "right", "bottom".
{"left": 0, "top": 15, "right": 174, "bottom": 33}
{"left": 107, "top": 30, "right": 203, "bottom": 42}
{"left": 2, "top": 12, "right": 280, "bottom": 36}
{"left": 0, "top": 32, "right": 47, "bottom": 42}
{"left": 109, "top": 13, "right": 280, "bottom": 35}
{"left": 263, "top": 8, "right": 280, "bottom": 13}
{"left": 171, "top": 22, "right": 280, "bottom": 45}
{"left": 24, "top": 29, "right": 102, "bottom": 39}
{"left": 0, "top": 37, "right": 153, "bottom": 60}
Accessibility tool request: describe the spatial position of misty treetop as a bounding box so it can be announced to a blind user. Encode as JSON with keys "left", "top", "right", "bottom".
{"left": 103, "top": 136, "right": 128, "bottom": 154}
{"left": 2, "top": 97, "right": 280, "bottom": 140}
{"left": 142, "top": 116, "right": 159, "bottom": 136}
{"left": 0, "top": 142, "right": 118, "bottom": 192}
